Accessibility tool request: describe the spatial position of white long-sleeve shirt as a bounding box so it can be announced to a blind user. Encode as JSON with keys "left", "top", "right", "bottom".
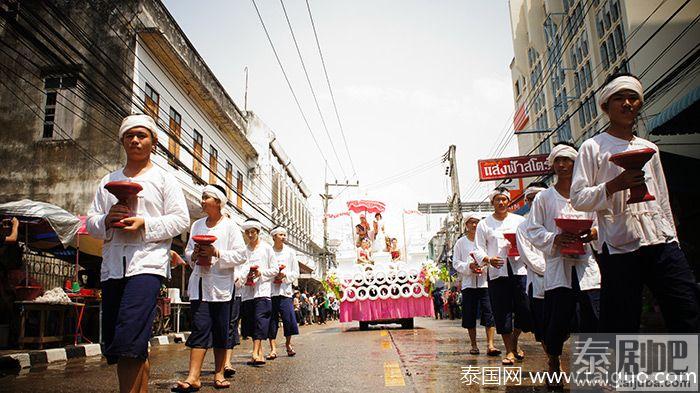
{"left": 184, "top": 217, "right": 246, "bottom": 302}
{"left": 239, "top": 242, "right": 278, "bottom": 301}
{"left": 525, "top": 188, "right": 601, "bottom": 291}
{"left": 271, "top": 246, "right": 300, "bottom": 298}
{"left": 570, "top": 132, "right": 677, "bottom": 254}
{"left": 452, "top": 236, "right": 487, "bottom": 289}
{"left": 474, "top": 213, "right": 527, "bottom": 280}
{"left": 86, "top": 166, "right": 190, "bottom": 281}
{"left": 516, "top": 221, "right": 546, "bottom": 299}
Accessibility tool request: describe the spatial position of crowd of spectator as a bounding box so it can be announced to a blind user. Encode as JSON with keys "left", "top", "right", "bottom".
{"left": 293, "top": 289, "right": 340, "bottom": 326}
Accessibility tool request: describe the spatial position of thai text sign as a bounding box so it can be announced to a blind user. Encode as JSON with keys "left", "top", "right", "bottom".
{"left": 478, "top": 154, "right": 550, "bottom": 181}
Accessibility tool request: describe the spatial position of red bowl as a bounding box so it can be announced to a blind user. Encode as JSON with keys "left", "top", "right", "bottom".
{"left": 609, "top": 148, "right": 655, "bottom": 170}
{"left": 554, "top": 218, "right": 594, "bottom": 255}
{"left": 192, "top": 235, "right": 217, "bottom": 266}
{"left": 104, "top": 181, "right": 143, "bottom": 201}
{"left": 192, "top": 235, "right": 217, "bottom": 245}
{"left": 503, "top": 233, "right": 519, "bottom": 257}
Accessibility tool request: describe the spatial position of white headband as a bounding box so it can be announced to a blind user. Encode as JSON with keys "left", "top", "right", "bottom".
{"left": 241, "top": 219, "right": 261, "bottom": 231}
{"left": 270, "top": 226, "right": 287, "bottom": 237}
{"left": 547, "top": 144, "right": 578, "bottom": 166}
{"left": 524, "top": 186, "right": 546, "bottom": 199}
{"left": 119, "top": 114, "right": 157, "bottom": 139}
{"left": 489, "top": 189, "right": 510, "bottom": 202}
{"left": 599, "top": 76, "right": 644, "bottom": 109}
{"left": 202, "top": 185, "right": 227, "bottom": 207}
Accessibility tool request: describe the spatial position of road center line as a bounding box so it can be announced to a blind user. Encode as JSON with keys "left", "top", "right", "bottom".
{"left": 384, "top": 361, "right": 406, "bottom": 387}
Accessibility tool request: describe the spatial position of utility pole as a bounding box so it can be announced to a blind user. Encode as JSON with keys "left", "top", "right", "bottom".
{"left": 321, "top": 179, "right": 359, "bottom": 275}
{"left": 445, "top": 145, "right": 462, "bottom": 266}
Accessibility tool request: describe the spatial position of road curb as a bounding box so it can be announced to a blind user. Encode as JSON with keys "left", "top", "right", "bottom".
{"left": 1, "top": 332, "right": 190, "bottom": 370}
{"left": 149, "top": 332, "right": 190, "bottom": 346}
{"left": 0, "top": 344, "right": 96, "bottom": 370}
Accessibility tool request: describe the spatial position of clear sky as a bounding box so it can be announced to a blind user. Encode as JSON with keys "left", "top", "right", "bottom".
{"left": 162, "top": 0, "right": 518, "bottom": 246}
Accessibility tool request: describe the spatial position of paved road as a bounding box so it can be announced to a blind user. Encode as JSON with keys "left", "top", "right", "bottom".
{"left": 0, "top": 317, "right": 562, "bottom": 392}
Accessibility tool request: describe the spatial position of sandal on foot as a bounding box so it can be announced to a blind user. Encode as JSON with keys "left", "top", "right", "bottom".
{"left": 469, "top": 348, "right": 480, "bottom": 355}
{"left": 223, "top": 367, "right": 236, "bottom": 378}
{"left": 287, "top": 348, "right": 296, "bottom": 357}
{"left": 265, "top": 353, "right": 278, "bottom": 360}
{"left": 515, "top": 351, "right": 525, "bottom": 361}
{"left": 486, "top": 349, "right": 502, "bottom": 356}
{"left": 214, "top": 379, "right": 231, "bottom": 389}
{"left": 502, "top": 357, "right": 516, "bottom": 366}
{"left": 171, "top": 381, "right": 200, "bottom": 392}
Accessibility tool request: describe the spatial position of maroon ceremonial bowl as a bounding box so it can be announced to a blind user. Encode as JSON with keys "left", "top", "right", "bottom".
{"left": 192, "top": 235, "right": 217, "bottom": 266}
{"left": 554, "top": 218, "right": 594, "bottom": 255}
{"left": 608, "top": 148, "right": 656, "bottom": 204}
{"left": 503, "top": 233, "right": 519, "bottom": 257}
{"left": 274, "top": 264, "right": 286, "bottom": 284}
{"left": 246, "top": 265, "right": 259, "bottom": 286}
{"left": 104, "top": 181, "right": 143, "bottom": 228}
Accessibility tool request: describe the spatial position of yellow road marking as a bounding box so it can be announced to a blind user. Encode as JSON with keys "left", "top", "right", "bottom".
{"left": 380, "top": 330, "right": 388, "bottom": 337}
{"left": 381, "top": 340, "right": 392, "bottom": 350}
{"left": 384, "top": 361, "right": 406, "bottom": 387}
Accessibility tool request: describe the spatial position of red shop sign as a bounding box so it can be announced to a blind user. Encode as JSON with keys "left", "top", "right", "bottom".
{"left": 478, "top": 154, "right": 551, "bottom": 181}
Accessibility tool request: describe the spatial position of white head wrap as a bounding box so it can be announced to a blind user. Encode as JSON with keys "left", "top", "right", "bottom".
{"left": 270, "top": 226, "right": 287, "bottom": 237}
{"left": 547, "top": 144, "right": 578, "bottom": 166}
{"left": 463, "top": 212, "right": 480, "bottom": 225}
{"left": 203, "top": 184, "right": 227, "bottom": 207}
{"left": 241, "top": 219, "right": 261, "bottom": 231}
{"left": 524, "top": 186, "right": 546, "bottom": 199}
{"left": 489, "top": 189, "right": 511, "bottom": 202}
{"left": 119, "top": 114, "right": 158, "bottom": 139}
{"left": 598, "top": 76, "right": 644, "bottom": 109}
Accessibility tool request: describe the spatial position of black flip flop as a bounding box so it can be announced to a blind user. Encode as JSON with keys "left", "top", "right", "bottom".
{"left": 171, "top": 382, "right": 200, "bottom": 392}
{"left": 515, "top": 351, "right": 525, "bottom": 361}
{"left": 487, "top": 349, "right": 502, "bottom": 357}
{"left": 469, "top": 348, "right": 480, "bottom": 355}
{"left": 223, "top": 367, "right": 236, "bottom": 378}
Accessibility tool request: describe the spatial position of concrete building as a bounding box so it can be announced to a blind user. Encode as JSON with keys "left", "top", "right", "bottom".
{"left": 0, "top": 0, "right": 322, "bottom": 291}
{"left": 507, "top": 0, "right": 700, "bottom": 272}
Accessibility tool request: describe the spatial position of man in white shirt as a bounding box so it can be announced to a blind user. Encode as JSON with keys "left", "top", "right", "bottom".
{"left": 87, "top": 114, "right": 190, "bottom": 393}
{"left": 474, "top": 188, "right": 531, "bottom": 365}
{"left": 452, "top": 213, "right": 500, "bottom": 357}
{"left": 571, "top": 73, "right": 699, "bottom": 333}
{"left": 239, "top": 218, "right": 278, "bottom": 365}
{"left": 526, "top": 142, "right": 601, "bottom": 379}
{"left": 267, "top": 226, "right": 300, "bottom": 359}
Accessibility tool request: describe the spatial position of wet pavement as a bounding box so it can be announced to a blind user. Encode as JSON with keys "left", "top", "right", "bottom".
{"left": 0, "top": 317, "right": 570, "bottom": 392}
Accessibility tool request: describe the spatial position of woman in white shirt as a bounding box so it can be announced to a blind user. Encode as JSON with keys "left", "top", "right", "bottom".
{"left": 239, "top": 219, "right": 278, "bottom": 366}
{"left": 266, "top": 227, "right": 300, "bottom": 359}
{"left": 473, "top": 188, "right": 531, "bottom": 366}
{"left": 174, "top": 184, "right": 246, "bottom": 391}
{"left": 527, "top": 143, "right": 601, "bottom": 378}
{"left": 452, "top": 213, "right": 499, "bottom": 357}
{"left": 570, "top": 73, "right": 699, "bottom": 333}
{"left": 87, "top": 114, "right": 190, "bottom": 393}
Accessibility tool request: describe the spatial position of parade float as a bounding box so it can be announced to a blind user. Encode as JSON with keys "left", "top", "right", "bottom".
{"left": 323, "top": 199, "right": 447, "bottom": 330}
{"left": 325, "top": 251, "right": 443, "bottom": 330}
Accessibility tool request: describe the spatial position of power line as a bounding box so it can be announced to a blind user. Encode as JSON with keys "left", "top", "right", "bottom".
{"left": 279, "top": 0, "right": 348, "bottom": 181}
{"left": 304, "top": 0, "right": 357, "bottom": 180}
{"left": 250, "top": 0, "right": 339, "bottom": 181}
